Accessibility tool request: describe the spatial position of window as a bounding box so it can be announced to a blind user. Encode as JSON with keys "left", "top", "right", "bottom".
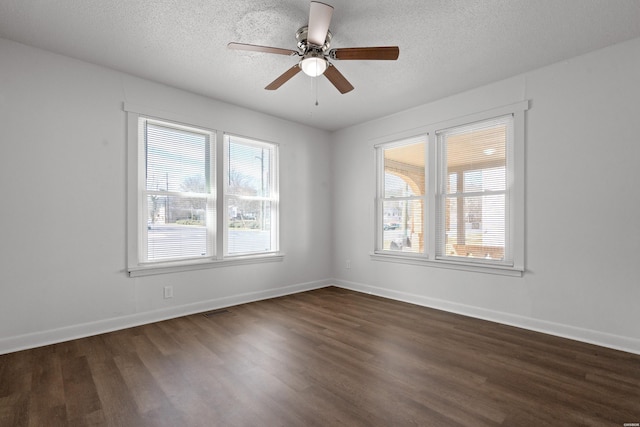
{"left": 377, "top": 137, "right": 426, "bottom": 254}
{"left": 141, "top": 119, "right": 215, "bottom": 262}
{"left": 224, "top": 135, "right": 278, "bottom": 256}
{"left": 437, "top": 116, "right": 511, "bottom": 263}
{"left": 374, "top": 101, "right": 527, "bottom": 275}
{"left": 126, "top": 106, "right": 281, "bottom": 277}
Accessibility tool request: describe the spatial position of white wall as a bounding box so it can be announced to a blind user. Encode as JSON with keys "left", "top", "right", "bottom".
{"left": 330, "top": 37, "right": 640, "bottom": 354}
{"left": 0, "top": 38, "right": 333, "bottom": 353}
{"left": 2, "top": 35, "right": 639, "bottom": 355}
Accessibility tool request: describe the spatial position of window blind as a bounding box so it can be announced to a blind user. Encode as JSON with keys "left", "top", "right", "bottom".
{"left": 436, "top": 115, "right": 513, "bottom": 263}
{"left": 143, "top": 120, "right": 214, "bottom": 262}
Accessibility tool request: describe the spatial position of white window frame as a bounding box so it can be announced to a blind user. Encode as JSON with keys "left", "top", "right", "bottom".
{"left": 125, "top": 104, "right": 283, "bottom": 277}
{"left": 372, "top": 101, "right": 528, "bottom": 276}
{"left": 223, "top": 133, "right": 280, "bottom": 257}
{"left": 138, "top": 117, "right": 216, "bottom": 264}
{"left": 375, "top": 136, "right": 428, "bottom": 258}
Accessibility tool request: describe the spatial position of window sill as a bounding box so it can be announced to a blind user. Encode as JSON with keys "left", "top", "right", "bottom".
{"left": 128, "top": 253, "right": 285, "bottom": 277}
{"left": 370, "top": 252, "right": 523, "bottom": 277}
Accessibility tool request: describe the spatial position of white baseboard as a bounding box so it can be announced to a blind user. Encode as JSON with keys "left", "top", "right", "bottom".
{"left": 332, "top": 279, "right": 640, "bottom": 355}
{"left": 4, "top": 278, "right": 638, "bottom": 356}
{"left": 0, "top": 279, "right": 333, "bottom": 355}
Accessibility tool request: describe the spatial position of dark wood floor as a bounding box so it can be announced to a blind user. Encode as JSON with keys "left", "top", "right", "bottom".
{"left": 1, "top": 287, "right": 638, "bottom": 426}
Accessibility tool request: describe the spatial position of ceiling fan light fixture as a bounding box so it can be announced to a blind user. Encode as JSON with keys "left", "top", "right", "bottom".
{"left": 300, "top": 55, "right": 328, "bottom": 77}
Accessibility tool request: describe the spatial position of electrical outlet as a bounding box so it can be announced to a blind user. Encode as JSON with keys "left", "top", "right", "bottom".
{"left": 163, "top": 285, "right": 173, "bottom": 299}
{"left": 346, "top": 259, "right": 351, "bottom": 269}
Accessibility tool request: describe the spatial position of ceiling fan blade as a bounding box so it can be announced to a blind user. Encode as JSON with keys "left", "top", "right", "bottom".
{"left": 324, "top": 64, "right": 354, "bottom": 94}
{"left": 308, "top": 1, "right": 334, "bottom": 46}
{"left": 228, "top": 42, "right": 297, "bottom": 56}
{"left": 330, "top": 46, "right": 400, "bottom": 60}
{"left": 265, "top": 65, "right": 302, "bottom": 90}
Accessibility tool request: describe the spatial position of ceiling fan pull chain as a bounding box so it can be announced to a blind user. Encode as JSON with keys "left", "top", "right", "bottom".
{"left": 310, "top": 71, "right": 319, "bottom": 106}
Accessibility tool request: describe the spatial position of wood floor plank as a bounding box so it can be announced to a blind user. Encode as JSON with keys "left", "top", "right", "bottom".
{"left": 28, "top": 346, "right": 67, "bottom": 427}
{"left": 111, "top": 351, "right": 172, "bottom": 417}
{"left": 0, "top": 349, "right": 33, "bottom": 398}
{"left": 60, "top": 355, "right": 102, "bottom": 424}
{"left": 0, "top": 391, "right": 30, "bottom": 427}
{"left": 133, "top": 335, "right": 222, "bottom": 427}
{"left": 1, "top": 286, "right": 639, "bottom": 426}
{"left": 90, "top": 357, "right": 145, "bottom": 427}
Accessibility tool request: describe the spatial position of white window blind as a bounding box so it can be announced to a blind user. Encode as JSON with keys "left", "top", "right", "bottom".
{"left": 436, "top": 115, "right": 513, "bottom": 264}
{"left": 141, "top": 119, "right": 215, "bottom": 262}
{"left": 224, "top": 134, "right": 278, "bottom": 256}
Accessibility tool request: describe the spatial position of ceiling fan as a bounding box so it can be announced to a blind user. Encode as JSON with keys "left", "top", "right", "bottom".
{"left": 228, "top": 1, "right": 399, "bottom": 94}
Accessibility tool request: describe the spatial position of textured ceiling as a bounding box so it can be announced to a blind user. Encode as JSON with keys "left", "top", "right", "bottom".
{"left": 1, "top": 0, "right": 639, "bottom": 131}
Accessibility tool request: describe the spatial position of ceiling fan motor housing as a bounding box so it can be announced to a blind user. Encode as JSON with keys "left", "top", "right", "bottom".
{"left": 296, "top": 26, "right": 332, "bottom": 53}
{"left": 296, "top": 25, "right": 332, "bottom": 76}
